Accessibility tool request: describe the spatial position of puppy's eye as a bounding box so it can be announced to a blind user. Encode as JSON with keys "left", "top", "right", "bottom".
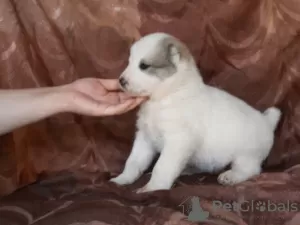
{"left": 139, "top": 62, "right": 150, "bottom": 70}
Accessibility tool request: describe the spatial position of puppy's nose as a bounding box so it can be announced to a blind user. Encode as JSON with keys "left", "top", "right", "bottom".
{"left": 119, "top": 77, "right": 128, "bottom": 87}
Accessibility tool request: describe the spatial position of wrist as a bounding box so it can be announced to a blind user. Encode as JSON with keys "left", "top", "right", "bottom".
{"left": 45, "top": 86, "right": 73, "bottom": 115}
{"left": 52, "top": 84, "right": 83, "bottom": 114}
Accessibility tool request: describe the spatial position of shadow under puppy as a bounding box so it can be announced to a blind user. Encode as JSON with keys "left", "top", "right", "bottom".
{"left": 110, "top": 33, "right": 281, "bottom": 193}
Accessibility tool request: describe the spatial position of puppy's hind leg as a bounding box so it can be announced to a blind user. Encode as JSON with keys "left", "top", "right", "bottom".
{"left": 218, "top": 156, "right": 261, "bottom": 186}
{"left": 110, "top": 131, "right": 156, "bottom": 186}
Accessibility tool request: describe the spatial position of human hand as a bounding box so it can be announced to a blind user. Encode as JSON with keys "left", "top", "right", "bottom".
{"left": 60, "top": 78, "right": 147, "bottom": 116}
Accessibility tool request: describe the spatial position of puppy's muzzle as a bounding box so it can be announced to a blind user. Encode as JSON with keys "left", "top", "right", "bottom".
{"left": 119, "top": 77, "right": 128, "bottom": 88}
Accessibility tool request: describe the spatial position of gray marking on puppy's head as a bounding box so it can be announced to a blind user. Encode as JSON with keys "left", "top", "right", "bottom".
{"left": 139, "top": 36, "right": 191, "bottom": 79}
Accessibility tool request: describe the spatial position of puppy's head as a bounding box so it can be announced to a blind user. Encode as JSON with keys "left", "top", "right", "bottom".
{"left": 119, "top": 33, "right": 192, "bottom": 96}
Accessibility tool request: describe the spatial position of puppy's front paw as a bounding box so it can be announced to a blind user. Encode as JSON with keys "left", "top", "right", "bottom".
{"left": 135, "top": 186, "right": 148, "bottom": 194}
{"left": 135, "top": 185, "right": 154, "bottom": 194}
{"left": 135, "top": 182, "right": 171, "bottom": 194}
{"left": 110, "top": 175, "right": 131, "bottom": 186}
{"left": 217, "top": 170, "right": 242, "bottom": 186}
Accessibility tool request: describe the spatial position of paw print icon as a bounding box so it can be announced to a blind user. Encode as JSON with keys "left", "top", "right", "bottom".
{"left": 256, "top": 201, "right": 266, "bottom": 212}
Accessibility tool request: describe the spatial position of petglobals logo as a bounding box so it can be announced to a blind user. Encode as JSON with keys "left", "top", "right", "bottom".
{"left": 212, "top": 200, "right": 299, "bottom": 213}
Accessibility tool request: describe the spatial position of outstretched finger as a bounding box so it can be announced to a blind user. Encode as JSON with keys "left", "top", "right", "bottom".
{"left": 98, "top": 79, "right": 122, "bottom": 91}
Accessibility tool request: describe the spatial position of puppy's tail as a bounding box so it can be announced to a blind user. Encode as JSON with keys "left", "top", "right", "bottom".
{"left": 263, "top": 107, "right": 282, "bottom": 131}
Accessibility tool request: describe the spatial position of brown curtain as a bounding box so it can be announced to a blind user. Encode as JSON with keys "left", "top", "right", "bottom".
{"left": 1, "top": 0, "right": 300, "bottom": 198}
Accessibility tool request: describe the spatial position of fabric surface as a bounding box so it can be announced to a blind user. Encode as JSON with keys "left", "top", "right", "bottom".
{"left": 1, "top": 0, "right": 300, "bottom": 224}
{"left": 2, "top": 168, "right": 300, "bottom": 225}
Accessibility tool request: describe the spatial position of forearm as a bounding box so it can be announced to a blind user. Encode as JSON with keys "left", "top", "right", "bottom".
{"left": 0, "top": 86, "right": 67, "bottom": 136}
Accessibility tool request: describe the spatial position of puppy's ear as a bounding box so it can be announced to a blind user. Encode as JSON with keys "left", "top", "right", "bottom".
{"left": 143, "top": 40, "right": 180, "bottom": 69}
{"left": 143, "top": 36, "right": 190, "bottom": 71}
{"left": 168, "top": 43, "right": 181, "bottom": 65}
{"left": 165, "top": 36, "right": 192, "bottom": 66}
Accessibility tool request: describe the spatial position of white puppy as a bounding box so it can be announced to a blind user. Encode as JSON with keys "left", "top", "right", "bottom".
{"left": 110, "top": 33, "right": 281, "bottom": 193}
